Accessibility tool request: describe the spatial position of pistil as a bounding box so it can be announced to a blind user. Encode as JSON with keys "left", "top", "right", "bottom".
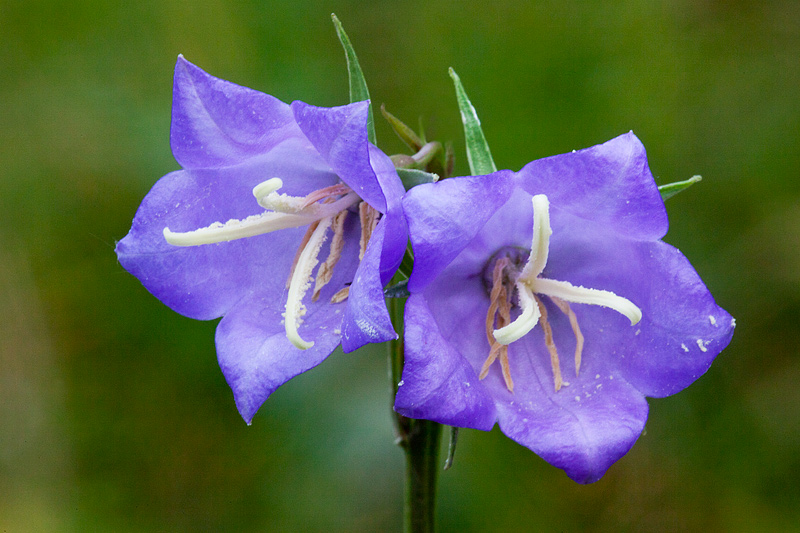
{"left": 480, "top": 194, "right": 642, "bottom": 392}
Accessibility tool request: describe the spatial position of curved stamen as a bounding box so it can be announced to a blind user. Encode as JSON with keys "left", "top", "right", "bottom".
{"left": 313, "top": 209, "right": 348, "bottom": 301}
{"left": 519, "top": 194, "right": 552, "bottom": 282}
{"left": 259, "top": 189, "right": 360, "bottom": 217}
{"left": 253, "top": 178, "right": 285, "bottom": 208}
{"left": 552, "top": 297, "right": 585, "bottom": 376}
{"left": 486, "top": 193, "right": 642, "bottom": 392}
{"left": 285, "top": 216, "right": 333, "bottom": 350}
{"left": 493, "top": 281, "right": 541, "bottom": 345}
{"left": 532, "top": 278, "right": 642, "bottom": 325}
{"left": 536, "top": 295, "right": 564, "bottom": 391}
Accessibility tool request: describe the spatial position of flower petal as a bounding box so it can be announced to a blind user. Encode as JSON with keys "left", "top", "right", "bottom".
{"left": 495, "top": 362, "right": 648, "bottom": 484}
{"left": 404, "top": 171, "right": 516, "bottom": 292}
{"left": 341, "top": 217, "right": 398, "bottom": 353}
{"left": 368, "top": 144, "right": 408, "bottom": 281}
{"left": 516, "top": 132, "right": 668, "bottom": 240}
{"left": 543, "top": 209, "right": 734, "bottom": 396}
{"left": 292, "top": 100, "right": 387, "bottom": 212}
{"left": 394, "top": 294, "right": 497, "bottom": 430}
{"left": 115, "top": 146, "right": 338, "bottom": 320}
{"left": 617, "top": 241, "right": 735, "bottom": 397}
{"left": 215, "top": 291, "right": 347, "bottom": 424}
{"left": 171, "top": 56, "right": 303, "bottom": 169}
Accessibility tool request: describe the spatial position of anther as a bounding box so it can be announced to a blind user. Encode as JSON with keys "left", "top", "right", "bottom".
{"left": 552, "top": 297, "right": 585, "bottom": 376}
{"left": 536, "top": 296, "right": 563, "bottom": 392}
{"left": 359, "top": 202, "right": 380, "bottom": 261}
{"left": 313, "top": 209, "right": 347, "bottom": 301}
{"left": 284, "top": 217, "right": 333, "bottom": 350}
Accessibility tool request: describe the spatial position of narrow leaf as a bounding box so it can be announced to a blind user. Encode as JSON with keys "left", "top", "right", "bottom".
{"left": 396, "top": 168, "right": 440, "bottom": 190}
{"left": 443, "top": 427, "right": 459, "bottom": 470}
{"left": 659, "top": 175, "right": 702, "bottom": 201}
{"left": 332, "top": 13, "right": 376, "bottom": 144}
{"left": 449, "top": 68, "right": 496, "bottom": 175}
{"left": 381, "top": 104, "right": 424, "bottom": 151}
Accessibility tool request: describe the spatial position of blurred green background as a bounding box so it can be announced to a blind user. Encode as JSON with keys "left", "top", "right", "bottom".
{"left": 2, "top": 0, "right": 799, "bottom": 531}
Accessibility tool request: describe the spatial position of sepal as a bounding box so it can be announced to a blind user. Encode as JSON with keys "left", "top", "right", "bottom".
{"left": 449, "top": 68, "right": 496, "bottom": 175}
{"left": 332, "top": 13, "right": 375, "bottom": 143}
{"left": 659, "top": 175, "right": 702, "bottom": 200}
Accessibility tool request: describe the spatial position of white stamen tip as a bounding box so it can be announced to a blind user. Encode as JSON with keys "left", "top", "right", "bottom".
{"left": 520, "top": 195, "right": 552, "bottom": 282}
{"left": 287, "top": 330, "right": 314, "bottom": 350}
{"left": 253, "top": 178, "right": 284, "bottom": 206}
{"left": 493, "top": 282, "right": 541, "bottom": 345}
{"left": 532, "top": 278, "right": 642, "bottom": 326}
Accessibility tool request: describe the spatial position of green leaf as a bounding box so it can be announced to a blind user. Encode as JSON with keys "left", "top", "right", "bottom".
{"left": 449, "top": 68, "right": 497, "bottom": 175}
{"left": 396, "top": 168, "right": 440, "bottom": 190}
{"left": 381, "top": 104, "right": 424, "bottom": 151}
{"left": 659, "top": 175, "right": 702, "bottom": 201}
{"left": 332, "top": 13, "right": 376, "bottom": 144}
{"left": 443, "top": 427, "right": 459, "bottom": 471}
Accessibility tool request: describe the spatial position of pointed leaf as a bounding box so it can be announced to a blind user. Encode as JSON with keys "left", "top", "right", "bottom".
{"left": 396, "top": 168, "right": 440, "bottom": 190}
{"left": 449, "top": 68, "right": 496, "bottom": 175}
{"left": 443, "top": 426, "right": 459, "bottom": 470}
{"left": 381, "top": 104, "right": 424, "bottom": 151}
{"left": 659, "top": 175, "right": 702, "bottom": 201}
{"left": 332, "top": 13, "right": 376, "bottom": 144}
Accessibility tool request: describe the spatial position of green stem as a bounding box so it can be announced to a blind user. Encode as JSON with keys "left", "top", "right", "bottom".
{"left": 404, "top": 419, "right": 442, "bottom": 533}
{"left": 389, "top": 297, "right": 443, "bottom": 533}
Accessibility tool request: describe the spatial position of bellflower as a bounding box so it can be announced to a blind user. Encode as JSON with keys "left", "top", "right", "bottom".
{"left": 116, "top": 57, "right": 406, "bottom": 423}
{"left": 395, "top": 133, "right": 734, "bottom": 483}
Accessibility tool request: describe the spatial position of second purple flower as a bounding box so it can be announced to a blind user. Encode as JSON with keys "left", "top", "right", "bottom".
{"left": 116, "top": 57, "right": 407, "bottom": 423}
{"left": 395, "top": 132, "right": 734, "bottom": 483}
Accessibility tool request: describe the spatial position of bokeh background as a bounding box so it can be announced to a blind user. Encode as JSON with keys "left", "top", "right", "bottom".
{"left": 3, "top": 0, "right": 799, "bottom": 531}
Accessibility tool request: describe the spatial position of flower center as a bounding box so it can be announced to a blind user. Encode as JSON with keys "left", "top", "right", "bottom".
{"left": 163, "top": 178, "right": 380, "bottom": 350}
{"left": 480, "top": 194, "right": 641, "bottom": 392}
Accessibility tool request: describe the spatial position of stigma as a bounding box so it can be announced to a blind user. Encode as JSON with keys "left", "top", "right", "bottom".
{"left": 482, "top": 194, "right": 641, "bottom": 392}
{"left": 163, "top": 178, "right": 379, "bottom": 350}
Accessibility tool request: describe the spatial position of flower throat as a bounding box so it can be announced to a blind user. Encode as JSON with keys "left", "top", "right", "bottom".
{"left": 480, "top": 194, "right": 642, "bottom": 393}
{"left": 162, "top": 178, "right": 379, "bottom": 351}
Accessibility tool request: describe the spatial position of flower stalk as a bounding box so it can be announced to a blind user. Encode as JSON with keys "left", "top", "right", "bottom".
{"left": 389, "top": 296, "right": 442, "bottom": 533}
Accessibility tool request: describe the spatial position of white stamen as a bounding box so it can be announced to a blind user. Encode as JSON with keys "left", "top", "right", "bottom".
{"left": 252, "top": 178, "right": 284, "bottom": 207}
{"left": 519, "top": 194, "right": 552, "bottom": 282}
{"left": 164, "top": 211, "right": 313, "bottom": 246}
{"left": 260, "top": 190, "right": 360, "bottom": 217}
{"left": 491, "top": 194, "right": 642, "bottom": 350}
{"left": 284, "top": 216, "right": 333, "bottom": 350}
{"left": 163, "top": 190, "right": 359, "bottom": 247}
{"left": 493, "top": 282, "right": 541, "bottom": 345}
{"left": 532, "top": 278, "right": 642, "bottom": 325}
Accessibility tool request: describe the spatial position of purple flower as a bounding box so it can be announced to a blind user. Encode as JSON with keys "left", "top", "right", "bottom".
{"left": 116, "top": 57, "right": 406, "bottom": 423}
{"left": 395, "top": 132, "right": 734, "bottom": 483}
